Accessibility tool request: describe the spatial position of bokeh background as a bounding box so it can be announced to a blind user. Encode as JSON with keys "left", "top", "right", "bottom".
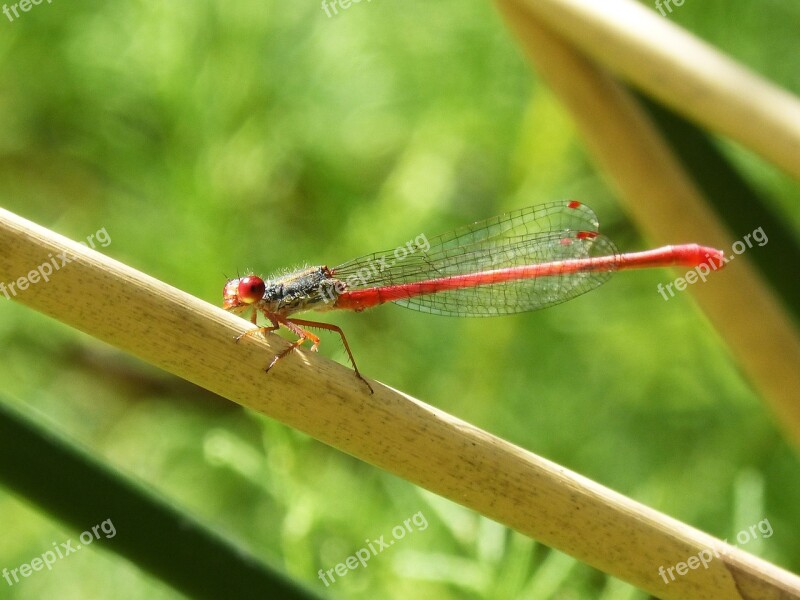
{"left": 1, "top": 1, "right": 798, "bottom": 598}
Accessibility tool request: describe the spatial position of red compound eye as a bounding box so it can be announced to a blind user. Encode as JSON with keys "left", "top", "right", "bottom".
{"left": 237, "top": 276, "right": 265, "bottom": 304}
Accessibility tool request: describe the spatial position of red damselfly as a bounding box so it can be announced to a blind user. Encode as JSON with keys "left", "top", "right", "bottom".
{"left": 223, "top": 201, "right": 725, "bottom": 392}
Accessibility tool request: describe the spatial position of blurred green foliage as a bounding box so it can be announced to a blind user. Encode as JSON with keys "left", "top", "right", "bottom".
{"left": 0, "top": 0, "right": 798, "bottom": 598}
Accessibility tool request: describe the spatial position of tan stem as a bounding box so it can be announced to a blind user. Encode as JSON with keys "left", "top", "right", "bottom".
{"left": 1, "top": 206, "right": 799, "bottom": 598}
{"left": 495, "top": 0, "right": 800, "bottom": 451}
{"left": 502, "top": 0, "right": 800, "bottom": 179}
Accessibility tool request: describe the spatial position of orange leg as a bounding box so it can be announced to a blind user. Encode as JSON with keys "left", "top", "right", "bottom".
{"left": 235, "top": 309, "right": 279, "bottom": 343}
{"left": 236, "top": 310, "right": 373, "bottom": 394}
{"left": 286, "top": 318, "right": 373, "bottom": 394}
{"left": 265, "top": 317, "right": 320, "bottom": 371}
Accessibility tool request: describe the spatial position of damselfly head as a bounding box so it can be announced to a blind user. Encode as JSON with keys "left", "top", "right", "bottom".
{"left": 223, "top": 275, "right": 266, "bottom": 311}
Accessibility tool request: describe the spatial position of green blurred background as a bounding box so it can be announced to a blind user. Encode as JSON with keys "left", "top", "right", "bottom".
{"left": 0, "top": 0, "right": 798, "bottom": 598}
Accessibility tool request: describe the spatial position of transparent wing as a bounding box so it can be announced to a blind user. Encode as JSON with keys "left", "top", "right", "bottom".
{"left": 331, "top": 201, "right": 618, "bottom": 317}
